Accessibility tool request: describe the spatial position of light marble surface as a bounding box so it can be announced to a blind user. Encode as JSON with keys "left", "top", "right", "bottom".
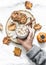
{"left": 0, "top": 0, "right": 46, "bottom": 65}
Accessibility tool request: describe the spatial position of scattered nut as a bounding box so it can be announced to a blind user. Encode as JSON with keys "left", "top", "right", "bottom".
{"left": 3, "top": 36, "right": 11, "bottom": 45}
{"left": 0, "top": 23, "right": 3, "bottom": 31}
{"left": 34, "top": 24, "right": 42, "bottom": 30}
{"left": 25, "top": 1, "right": 33, "bottom": 9}
{"left": 13, "top": 47, "right": 22, "bottom": 56}
{"left": 8, "top": 23, "right": 16, "bottom": 31}
{"left": 11, "top": 11, "right": 27, "bottom": 24}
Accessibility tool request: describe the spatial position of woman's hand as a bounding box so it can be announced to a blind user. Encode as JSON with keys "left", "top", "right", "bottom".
{"left": 18, "top": 28, "right": 34, "bottom": 51}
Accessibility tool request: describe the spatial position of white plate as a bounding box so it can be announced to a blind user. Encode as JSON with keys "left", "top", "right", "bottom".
{"left": 6, "top": 10, "right": 36, "bottom": 43}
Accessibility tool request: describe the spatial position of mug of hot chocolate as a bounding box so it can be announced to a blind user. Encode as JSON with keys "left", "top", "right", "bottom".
{"left": 16, "top": 25, "right": 29, "bottom": 39}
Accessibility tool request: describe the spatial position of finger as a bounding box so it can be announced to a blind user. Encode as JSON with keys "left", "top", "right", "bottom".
{"left": 28, "top": 26, "right": 33, "bottom": 32}
{"left": 17, "top": 39, "right": 24, "bottom": 44}
{"left": 27, "top": 27, "right": 33, "bottom": 40}
{"left": 27, "top": 31, "right": 33, "bottom": 40}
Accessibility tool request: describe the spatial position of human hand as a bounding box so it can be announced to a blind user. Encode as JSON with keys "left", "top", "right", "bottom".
{"left": 18, "top": 28, "right": 34, "bottom": 51}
